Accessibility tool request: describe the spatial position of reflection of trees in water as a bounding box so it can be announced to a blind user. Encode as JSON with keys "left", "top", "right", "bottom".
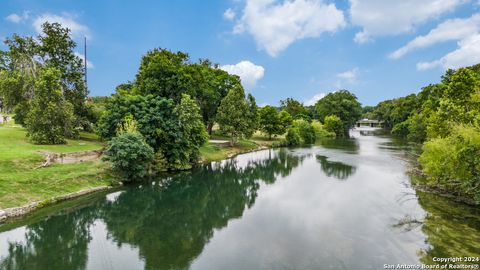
{"left": 0, "top": 209, "right": 95, "bottom": 270}
{"left": 100, "top": 148, "right": 306, "bottom": 269}
{"left": 0, "top": 149, "right": 306, "bottom": 270}
{"left": 318, "top": 138, "right": 359, "bottom": 154}
{"left": 415, "top": 191, "right": 480, "bottom": 265}
{"left": 316, "top": 155, "right": 356, "bottom": 180}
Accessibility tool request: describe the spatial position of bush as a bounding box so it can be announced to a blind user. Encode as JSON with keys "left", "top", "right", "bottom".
{"left": 295, "top": 119, "right": 316, "bottom": 144}
{"left": 324, "top": 115, "right": 344, "bottom": 138}
{"left": 285, "top": 127, "right": 301, "bottom": 146}
{"left": 311, "top": 120, "right": 335, "bottom": 138}
{"left": 419, "top": 125, "right": 480, "bottom": 203}
{"left": 392, "top": 121, "right": 410, "bottom": 137}
{"left": 103, "top": 132, "right": 155, "bottom": 182}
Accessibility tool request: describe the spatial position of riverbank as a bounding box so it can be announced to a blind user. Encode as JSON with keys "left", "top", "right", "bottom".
{"left": 0, "top": 126, "right": 282, "bottom": 221}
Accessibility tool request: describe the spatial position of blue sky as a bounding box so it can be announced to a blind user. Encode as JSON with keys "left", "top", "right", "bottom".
{"left": 1, "top": 0, "right": 480, "bottom": 106}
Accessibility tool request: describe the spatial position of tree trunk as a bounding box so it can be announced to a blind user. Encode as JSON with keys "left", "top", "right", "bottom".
{"left": 207, "top": 123, "right": 214, "bottom": 135}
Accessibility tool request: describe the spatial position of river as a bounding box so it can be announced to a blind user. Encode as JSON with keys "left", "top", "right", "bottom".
{"left": 0, "top": 127, "right": 479, "bottom": 270}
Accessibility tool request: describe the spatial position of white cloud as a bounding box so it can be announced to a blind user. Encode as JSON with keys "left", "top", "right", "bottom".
{"left": 417, "top": 34, "right": 480, "bottom": 70}
{"left": 74, "top": 52, "right": 94, "bottom": 69}
{"left": 391, "top": 13, "right": 480, "bottom": 59}
{"left": 337, "top": 68, "right": 359, "bottom": 84}
{"left": 220, "top": 60, "right": 265, "bottom": 89}
{"left": 349, "top": 0, "right": 466, "bottom": 43}
{"left": 33, "top": 13, "right": 90, "bottom": 39}
{"left": 5, "top": 11, "right": 29, "bottom": 23}
{"left": 234, "top": 0, "right": 346, "bottom": 56}
{"left": 353, "top": 31, "right": 371, "bottom": 44}
{"left": 304, "top": 92, "right": 326, "bottom": 106}
{"left": 223, "top": 8, "right": 236, "bottom": 21}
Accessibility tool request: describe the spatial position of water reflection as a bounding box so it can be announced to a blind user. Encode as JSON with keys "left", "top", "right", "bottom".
{"left": 317, "top": 138, "right": 359, "bottom": 154}
{"left": 416, "top": 191, "right": 480, "bottom": 265}
{"left": 0, "top": 210, "right": 94, "bottom": 270}
{"left": 0, "top": 149, "right": 306, "bottom": 270}
{"left": 0, "top": 134, "right": 479, "bottom": 270}
{"left": 316, "top": 155, "right": 356, "bottom": 180}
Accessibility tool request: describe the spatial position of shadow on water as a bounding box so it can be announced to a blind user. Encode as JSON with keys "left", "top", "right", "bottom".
{"left": 317, "top": 138, "right": 359, "bottom": 154}
{"left": 316, "top": 155, "right": 356, "bottom": 180}
{"left": 0, "top": 149, "right": 306, "bottom": 270}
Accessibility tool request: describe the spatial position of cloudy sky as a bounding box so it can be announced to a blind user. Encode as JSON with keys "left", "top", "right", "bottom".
{"left": 1, "top": 0, "right": 479, "bottom": 106}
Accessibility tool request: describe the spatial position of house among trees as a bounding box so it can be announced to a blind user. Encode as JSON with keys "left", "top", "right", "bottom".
{"left": 356, "top": 119, "right": 382, "bottom": 127}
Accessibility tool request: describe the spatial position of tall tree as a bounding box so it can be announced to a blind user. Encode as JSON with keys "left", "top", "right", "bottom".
{"left": 216, "top": 86, "right": 257, "bottom": 145}
{"left": 134, "top": 49, "right": 240, "bottom": 134}
{"left": 0, "top": 22, "right": 89, "bottom": 131}
{"left": 259, "top": 106, "right": 282, "bottom": 140}
{"left": 280, "top": 97, "right": 308, "bottom": 118}
{"left": 25, "top": 68, "right": 75, "bottom": 144}
{"left": 315, "top": 90, "right": 362, "bottom": 137}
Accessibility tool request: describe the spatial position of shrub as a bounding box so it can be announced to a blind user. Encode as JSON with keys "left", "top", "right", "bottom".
{"left": 295, "top": 119, "right": 316, "bottom": 144}
{"left": 324, "top": 115, "right": 344, "bottom": 138}
{"left": 392, "top": 121, "right": 410, "bottom": 138}
{"left": 311, "top": 120, "right": 335, "bottom": 138}
{"left": 285, "top": 127, "right": 301, "bottom": 146}
{"left": 419, "top": 125, "right": 480, "bottom": 203}
{"left": 103, "top": 131, "right": 155, "bottom": 182}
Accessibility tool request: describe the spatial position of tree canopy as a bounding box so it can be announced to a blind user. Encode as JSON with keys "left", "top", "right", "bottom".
{"left": 315, "top": 90, "right": 362, "bottom": 137}
{"left": 216, "top": 86, "right": 258, "bottom": 145}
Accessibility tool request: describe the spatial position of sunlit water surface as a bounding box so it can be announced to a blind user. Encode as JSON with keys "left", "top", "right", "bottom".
{"left": 1, "top": 128, "right": 479, "bottom": 270}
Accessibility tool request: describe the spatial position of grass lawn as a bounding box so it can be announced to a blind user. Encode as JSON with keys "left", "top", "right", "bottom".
{"left": 200, "top": 132, "right": 283, "bottom": 163}
{"left": 200, "top": 139, "right": 259, "bottom": 162}
{"left": 0, "top": 125, "right": 111, "bottom": 209}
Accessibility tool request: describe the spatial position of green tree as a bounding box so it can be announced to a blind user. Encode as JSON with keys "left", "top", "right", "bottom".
{"left": 315, "top": 90, "right": 362, "bottom": 137}
{"left": 294, "top": 119, "right": 316, "bottom": 144}
{"left": 25, "top": 68, "right": 75, "bottom": 144}
{"left": 174, "top": 94, "right": 208, "bottom": 164}
{"left": 97, "top": 94, "right": 204, "bottom": 170}
{"left": 259, "top": 106, "right": 282, "bottom": 140}
{"left": 103, "top": 118, "right": 155, "bottom": 182}
{"left": 134, "top": 49, "right": 239, "bottom": 134}
{"left": 135, "top": 48, "right": 190, "bottom": 99}
{"left": 285, "top": 127, "right": 301, "bottom": 146}
{"left": 216, "top": 86, "right": 256, "bottom": 145}
{"left": 1, "top": 22, "right": 90, "bottom": 130}
{"left": 419, "top": 125, "right": 480, "bottom": 203}
{"left": 280, "top": 98, "right": 308, "bottom": 118}
{"left": 324, "top": 115, "right": 344, "bottom": 138}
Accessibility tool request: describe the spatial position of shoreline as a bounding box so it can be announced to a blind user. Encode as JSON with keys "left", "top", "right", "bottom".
{"left": 0, "top": 143, "right": 273, "bottom": 224}
{"left": 0, "top": 186, "right": 113, "bottom": 223}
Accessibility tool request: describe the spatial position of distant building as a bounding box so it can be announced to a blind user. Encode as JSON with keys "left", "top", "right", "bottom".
{"left": 356, "top": 119, "right": 382, "bottom": 127}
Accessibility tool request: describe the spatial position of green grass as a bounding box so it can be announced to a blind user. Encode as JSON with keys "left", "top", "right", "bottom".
{"left": 200, "top": 139, "right": 259, "bottom": 162}
{"left": 0, "top": 126, "right": 110, "bottom": 209}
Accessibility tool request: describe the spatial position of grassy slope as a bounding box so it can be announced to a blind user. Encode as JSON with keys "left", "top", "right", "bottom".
{"left": 0, "top": 125, "right": 110, "bottom": 209}
{"left": 0, "top": 125, "right": 281, "bottom": 209}
{"left": 200, "top": 132, "right": 283, "bottom": 162}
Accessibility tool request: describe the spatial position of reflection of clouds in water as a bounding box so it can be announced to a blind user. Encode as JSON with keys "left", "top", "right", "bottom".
{"left": 105, "top": 191, "right": 124, "bottom": 203}
{"left": 191, "top": 152, "right": 425, "bottom": 270}
{"left": 86, "top": 220, "right": 144, "bottom": 270}
{"left": 0, "top": 226, "right": 27, "bottom": 258}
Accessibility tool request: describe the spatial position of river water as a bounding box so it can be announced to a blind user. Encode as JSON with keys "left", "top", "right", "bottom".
{"left": 0, "top": 127, "right": 479, "bottom": 270}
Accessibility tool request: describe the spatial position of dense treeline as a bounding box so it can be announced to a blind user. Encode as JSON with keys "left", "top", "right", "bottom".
{"left": 0, "top": 23, "right": 366, "bottom": 182}
{"left": 366, "top": 64, "right": 480, "bottom": 204}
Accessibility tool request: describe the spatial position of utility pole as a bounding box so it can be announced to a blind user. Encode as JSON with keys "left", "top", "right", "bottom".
{"left": 84, "top": 37, "right": 87, "bottom": 90}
